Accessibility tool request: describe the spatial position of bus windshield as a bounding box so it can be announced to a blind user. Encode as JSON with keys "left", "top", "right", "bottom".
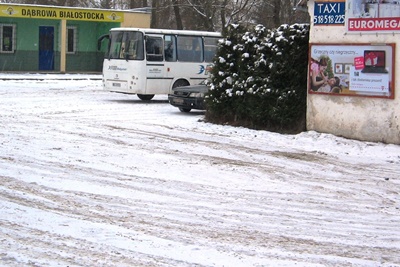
{"left": 108, "top": 31, "right": 144, "bottom": 60}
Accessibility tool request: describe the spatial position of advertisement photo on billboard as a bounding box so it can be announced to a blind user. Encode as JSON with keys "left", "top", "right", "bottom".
{"left": 309, "top": 43, "right": 395, "bottom": 99}
{"left": 347, "top": 0, "right": 400, "bottom": 32}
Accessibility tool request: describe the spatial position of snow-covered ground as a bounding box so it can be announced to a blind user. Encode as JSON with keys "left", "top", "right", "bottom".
{"left": 1, "top": 74, "right": 399, "bottom": 267}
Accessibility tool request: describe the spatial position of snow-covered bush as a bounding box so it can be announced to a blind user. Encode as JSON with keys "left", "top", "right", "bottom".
{"left": 206, "top": 23, "right": 310, "bottom": 133}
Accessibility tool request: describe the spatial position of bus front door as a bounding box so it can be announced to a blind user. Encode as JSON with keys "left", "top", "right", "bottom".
{"left": 145, "top": 35, "right": 166, "bottom": 94}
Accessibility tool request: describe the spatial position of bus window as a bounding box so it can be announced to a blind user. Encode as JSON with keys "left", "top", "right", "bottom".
{"left": 125, "top": 32, "right": 144, "bottom": 60}
{"left": 109, "top": 31, "right": 124, "bottom": 59}
{"left": 146, "top": 36, "right": 163, "bottom": 61}
{"left": 164, "top": 35, "right": 176, "bottom": 62}
{"left": 177, "top": 36, "right": 203, "bottom": 62}
{"left": 204, "top": 37, "right": 219, "bottom": 62}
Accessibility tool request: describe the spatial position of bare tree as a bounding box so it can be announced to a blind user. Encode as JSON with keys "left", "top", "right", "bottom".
{"left": 181, "top": 0, "right": 259, "bottom": 32}
{"left": 252, "top": 0, "right": 309, "bottom": 29}
{"left": 273, "top": 0, "right": 282, "bottom": 27}
{"left": 150, "top": 0, "right": 158, "bottom": 28}
{"left": 184, "top": 0, "right": 217, "bottom": 31}
{"left": 3, "top": 0, "right": 309, "bottom": 30}
{"left": 98, "top": 0, "right": 112, "bottom": 9}
{"left": 172, "top": 0, "right": 183, "bottom": 30}
{"left": 225, "top": 0, "right": 258, "bottom": 26}
{"left": 148, "top": 0, "right": 184, "bottom": 30}
{"left": 128, "top": 0, "right": 146, "bottom": 8}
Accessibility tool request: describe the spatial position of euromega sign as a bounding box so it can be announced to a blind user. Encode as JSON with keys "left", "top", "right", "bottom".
{"left": 0, "top": 4, "right": 124, "bottom": 22}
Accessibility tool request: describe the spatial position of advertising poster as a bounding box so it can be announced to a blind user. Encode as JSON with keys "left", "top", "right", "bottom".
{"left": 309, "top": 43, "right": 395, "bottom": 98}
{"left": 347, "top": 0, "right": 400, "bottom": 32}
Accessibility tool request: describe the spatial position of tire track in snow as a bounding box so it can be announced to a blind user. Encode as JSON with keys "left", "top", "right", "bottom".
{"left": 1, "top": 82, "right": 399, "bottom": 266}
{"left": 1, "top": 154, "right": 399, "bottom": 266}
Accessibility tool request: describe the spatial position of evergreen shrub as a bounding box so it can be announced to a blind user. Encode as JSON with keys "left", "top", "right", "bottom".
{"left": 205, "top": 23, "right": 310, "bottom": 133}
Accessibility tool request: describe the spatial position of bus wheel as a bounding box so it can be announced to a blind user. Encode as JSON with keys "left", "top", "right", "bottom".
{"left": 179, "top": 108, "right": 191, "bottom": 112}
{"left": 172, "top": 79, "right": 189, "bottom": 89}
{"left": 137, "top": 94, "right": 155, "bottom": 101}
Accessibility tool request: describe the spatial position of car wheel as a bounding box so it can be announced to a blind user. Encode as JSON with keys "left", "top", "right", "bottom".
{"left": 137, "top": 94, "right": 155, "bottom": 101}
{"left": 172, "top": 79, "right": 189, "bottom": 89}
{"left": 179, "top": 108, "right": 191, "bottom": 112}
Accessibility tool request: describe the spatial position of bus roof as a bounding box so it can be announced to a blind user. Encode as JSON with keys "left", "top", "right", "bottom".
{"left": 109, "top": 27, "right": 221, "bottom": 37}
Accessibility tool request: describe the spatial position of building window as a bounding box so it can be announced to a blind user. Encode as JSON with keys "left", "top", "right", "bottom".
{"left": 1, "top": 24, "right": 16, "bottom": 53}
{"left": 67, "top": 26, "right": 77, "bottom": 54}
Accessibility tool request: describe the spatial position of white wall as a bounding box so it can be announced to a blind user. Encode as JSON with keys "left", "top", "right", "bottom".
{"left": 307, "top": 1, "right": 400, "bottom": 144}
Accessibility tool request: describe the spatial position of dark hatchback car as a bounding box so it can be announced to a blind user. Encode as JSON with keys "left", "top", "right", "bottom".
{"left": 168, "top": 82, "right": 209, "bottom": 112}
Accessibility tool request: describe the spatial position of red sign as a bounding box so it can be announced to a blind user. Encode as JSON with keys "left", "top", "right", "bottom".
{"left": 348, "top": 18, "right": 400, "bottom": 31}
{"left": 354, "top": 56, "right": 364, "bottom": 70}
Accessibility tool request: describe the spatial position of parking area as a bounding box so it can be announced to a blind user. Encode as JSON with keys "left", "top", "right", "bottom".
{"left": 0, "top": 75, "right": 399, "bottom": 267}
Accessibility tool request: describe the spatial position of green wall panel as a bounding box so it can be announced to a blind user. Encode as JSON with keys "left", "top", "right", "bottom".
{"left": 0, "top": 17, "right": 119, "bottom": 72}
{"left": 68, "top": 21, "right": 118, "bottom": 53}
{"left": 1, "top": 51, "right": 38, "bottom": 71}
{"left": 1, "top": 18, "right": 60, "bottom": 51}
{"left": 66, "top": 52, "right": 104, "bottom": 72}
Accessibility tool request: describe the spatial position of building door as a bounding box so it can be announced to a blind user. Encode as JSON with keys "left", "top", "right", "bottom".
{"left": 39, "top": 26, "right": 54, "bottom": 71}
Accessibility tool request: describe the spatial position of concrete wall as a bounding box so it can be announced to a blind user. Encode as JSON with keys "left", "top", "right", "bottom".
{"left": 306, "top": 1, "right": 400, "bottom": 144}
{"left": 122, "top": 12, "right": 151, "bottom": 28}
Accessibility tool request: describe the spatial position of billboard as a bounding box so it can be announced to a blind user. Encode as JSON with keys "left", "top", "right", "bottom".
{"left": 309, "top": 43, "right": 395, "bottom": 99}
{"left": 347, "top": 0, "right": 400, "bottom": 32}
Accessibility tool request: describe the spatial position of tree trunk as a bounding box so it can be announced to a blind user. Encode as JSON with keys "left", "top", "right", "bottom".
{"left": 172, "top": 0, "right": 183, "bottom": 30}
{"left": 150, "top": 1, "right": 158, "bottom": 28}
{"left": 129, "top": 0, "right": 136, "bottom": 8}
{"left": 220, "top": 0, "right": 229, "bottom": 33}
{"left": 273, "top": 0, "right": 281, "bottom": 27}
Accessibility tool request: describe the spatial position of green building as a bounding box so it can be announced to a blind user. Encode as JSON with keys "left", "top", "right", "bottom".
{"left": 0, "top": 3, "right": 151, "bottom": 73}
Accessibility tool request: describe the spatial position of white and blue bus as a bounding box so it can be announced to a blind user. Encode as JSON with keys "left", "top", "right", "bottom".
{"left": 101, "top": 28, "right": 221, "bottom": 100}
